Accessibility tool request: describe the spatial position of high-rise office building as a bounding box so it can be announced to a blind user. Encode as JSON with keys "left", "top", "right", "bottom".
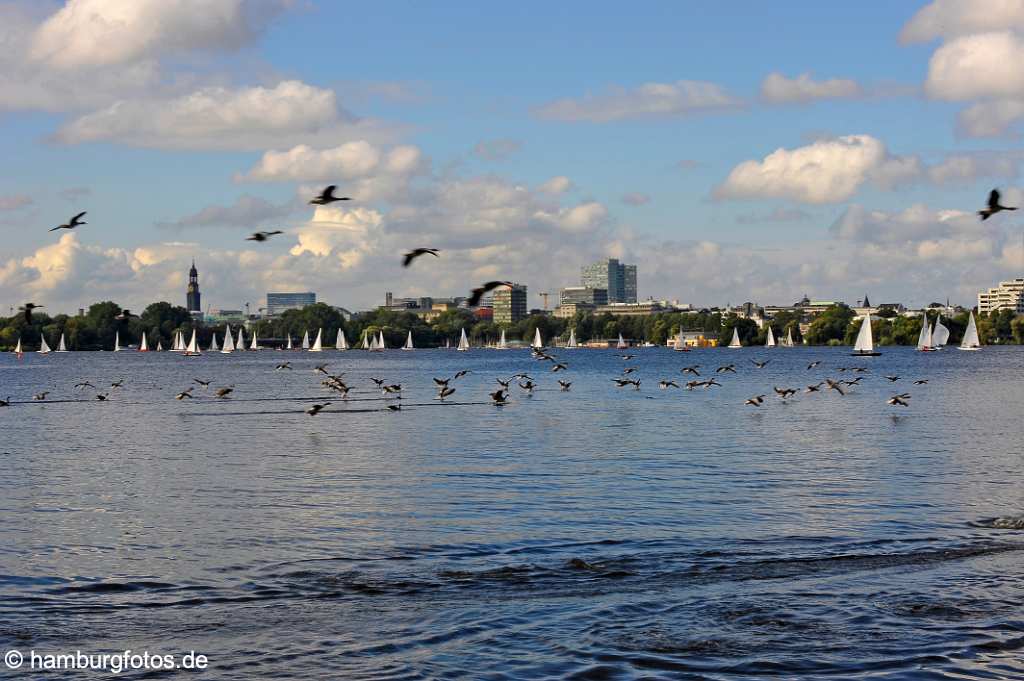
{"left": 978, "top": 278, "right": 1024, "bottom": 314}
{"left": 266, "top": 292, "right": 316, "bottom": 316}
{"left": 560, "top": 286, "right": 608, "bottom": 306}
{"left": 492, "top": 283, "right": 527, "bottom": 324}
{"left": 186, "top": 260, "right": 201, "bottom": 313}
{"left": 581, "top": 258, "right": 637, "bottom": 303}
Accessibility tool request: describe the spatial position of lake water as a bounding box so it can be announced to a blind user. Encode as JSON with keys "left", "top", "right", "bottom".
{"left": 2, "top": 345, "right": 1024, "bottom": 679}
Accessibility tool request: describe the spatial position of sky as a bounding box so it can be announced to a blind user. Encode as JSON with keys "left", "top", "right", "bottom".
{"left": 2, "top": 0, "right": 1024, "bottom": 315}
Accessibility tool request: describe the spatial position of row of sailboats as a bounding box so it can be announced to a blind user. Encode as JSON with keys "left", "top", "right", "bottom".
{"left": 916, "top": 312, "right": 950, "bottom": 352}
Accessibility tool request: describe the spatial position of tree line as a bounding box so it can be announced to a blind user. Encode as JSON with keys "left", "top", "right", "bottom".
{"left": 2, "top": 300, "right": 1023, "bottom": 351}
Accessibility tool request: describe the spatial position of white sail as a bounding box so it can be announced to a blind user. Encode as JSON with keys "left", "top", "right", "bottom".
{"left": 156, "top": 340, "right": 163, "bottom": 351}
{"left": 445, "top": 338, "right": 451, "bottom": 350}
{"left": 38, "top": 335, "right": 51, "bottom": 353}
{"left": 784, "top": 328, "right": 794, "bottom": 348}
{"left": 114, "top": 331, "right": 122, "bottom": 352}
{"left": 57, "top": 333, "right": 68, "bottom": 352}
{"left": 221, "top": 326, "right": 234, "bottom": 353}
{"left": 359, "top": 330, "right": 369, "bottom": 350}
{"left": 14, "top": 338, "right": 23, "bottom": 354}
{"left": 916, "top": 312, "right": 933, "bottom": 351}
{"left": 139, "top": 332, "right": 148, "bottom": 352}
{"left": 932, "top": 315, "right": 950, "bottom": 348}
{"left": 310, "top": 328, "right": 323, "bottom": 352}
{"left": 457, "top": 327, "right": 470, "bottom": 351}
{"left": 403, "top": 331, "right": 414, "bottom": 350}
{"left": 236, "top": 327, "right": 246, "bottom": 351}
{"left": 249, "top": 329, "right": 259, "bottom": 351}
{"left": 336, "top": 329, "right": 348, "bottom": 350}
{"left": 765, "top": 326, "right": 775, "bottom": 348}
{"left": 377, "top": 331, "right": 386, "bottom": 351}
{"left": 853, "top": 315, "right": 874, "bottom": 353}
{"left": 497, "top": 329, "right": 508, "bottom": 349}
{"left": 286, "top": 334, "right": 293, "bottom": 350}
{"left": 532, "top": 327, "right": 543, "bottom": 349}
{"left": 567, "top": 328, "right": 577, "bottom": 348}
{"left": 728, "top": 327, "right": 741, "bottom": 348}
{"left": 960, "top": 312, "right": 982, "bottom": 350}
{"left": 301, "top": 330, "right": 310, "bottom": 350}
{"left": 616, "top": 333, "right": 628, "bottom": 349}
{"left": 185, "top": 328, "right": 199, "bottom": 354}
{"left": 208, "top": 333, "right": 219, "bottom": 352}
{"left": 171, "top": 330, "right": 184, "bottom": 352}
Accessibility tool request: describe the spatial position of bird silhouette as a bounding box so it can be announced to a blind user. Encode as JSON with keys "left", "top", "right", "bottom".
{"left": 490, "top": 389, "right": 508, "bottom": 405}
{"left": 310, "top": 185, "right": 351, "bottom": 205}
{"left": 979, "top": 189, "right": 1017, "bottom": 221}
{"left": 247, "top": 230, "right": 284, "bottom": 242}
{"left": 402, "top": 248, "right": 440, "bottom": 267}
{"left": 745, "top": 395, "right": 766, "bottom": 406}
{"left": 752, "top": 360, "right": 770, "bottom": 369}
{"left": 193, "top": 378, "right": 211, "bottom": 388}
{"left": 33, "top": 391, "right": 49, "bottom": 401}
{"left": 175, "top": 388, "right": 194, "bottom": 400}
{"left": 558, "top": 380, "right": 572, "bottom": 391}
{"left": 306, "top": 402, "right": 330, "bottom": 415}
{"left": 0, "top": 397, "right": 10, "bottom": 407}
{"left": 115, "top": 309, "right": 137, "bottom": 320}
{"left": 215, "top": 387, "right": 233, "bottom": 398}
{"left": 19, "top": 303, "right": 43, "bottom": 324}
{"left": 468, "top": 281, "right": 514, "bottom": 307}
{"left": 887, "top": 395, "right": 910, "bottom": 407}
{"left": 659, "top": 380, "right": 680, "bottom": 389}
{"left": 436, "top": 387, "right": 456, "bottom": 401}
{"left": 49, "top": 211, "right": 86, "bottom": 232}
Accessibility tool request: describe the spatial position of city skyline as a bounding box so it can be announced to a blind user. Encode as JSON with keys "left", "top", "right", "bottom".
{"left": 2, "top": 1, "right": 1024, "bottom": 313}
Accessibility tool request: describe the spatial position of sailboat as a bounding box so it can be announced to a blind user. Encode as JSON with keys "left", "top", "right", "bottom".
{"left": 14, "top": 338, "right": 23, "bottom": 356}
{"left": 221, "top": 326, "right": 235, "bottom": 353}
{"left": 286, "top": 334, "right": 293, "bottom": 350}
{"left": 567, "top": 328, "right": 578, "bottom": 349}
{"left": 184, "top": 328, "right": 200, "bottom": 356}
{"left": 156, "top": 340, "right": 163, "bottom": 351}
{"left": 457, "top": 327, "right": 470, "bottom": 351}
{"left": 497, "top": 329, "right": 508, "bottom": 350}
{"left": 728, "top": 328, "right": 742, "bottom": 348}
{"left": 310, "top": 328, "right": 323, "bottom": 352}
{"left": 249, "top": 330, "right": 259, "bottom": 351}
{"left": 336, "top": 329, "right": 348, "bottom": 350}
{"left": 208, "top": 333, "right": 219, "bottom": 352}
{"left": 236, "top": 327, "right": 246, "bottom": 351}
{"left": 531, "top": 327, "right": 543, "bottom": 349}
{"left": 444, "top": 338, "right": 451, "bottom": 350}
{"left": 765, "top": 326, "right": 776, "bottom": 348}
{"left": 56, "top": 333, "right": 69, "bottom": 352}
{"left": 361, "top": 330, "right": 370, "bottom": 350}
{"left": 114, "top": 331, "right": 122, "bottom": 352}
{"left": 376, "top": 331, "right": 386, "bottom": 351}
{"left": 616, "top": 333, "right": 628, "bottom": 349}
{"left": 403, "top": 331, "right": 414, "bottom": 350}
{"left": 782, "top": 328, "right": 795, "bottom": 348}
{"left": 916, "top": 312, "right": 936, "bottom": 352}
{"left": 851, "top": 314, "right": 881, "bottom": 356}
{"left": 38, "top": 335, "right": 52, "bottom": 354}
{"left": 932, "top": 314, "right": 950, "bottom": 349}
{"left": 171, "top": 330, "right": 185, "bottom": 352}
{"left": 959, "top": 312, "right": 982, "bottom": 351}
{"left": 300, "top": 330, "right": 309, "bottom": 350}
{"left": 139, "top": 332, "right": 148, "bottom": 352}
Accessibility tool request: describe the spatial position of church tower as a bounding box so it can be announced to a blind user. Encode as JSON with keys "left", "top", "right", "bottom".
{"left": 186, "top": 260, "right": 201, "bottom": 313}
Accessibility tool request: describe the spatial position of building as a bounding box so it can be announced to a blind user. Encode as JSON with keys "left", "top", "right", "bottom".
{"left": 594, "top": 301, "right": 664, "bottom": 316}
{"left": 560, "top": 286, "right": 608, "bottom": 306}
{"left": 581, "top": 258, "right": 638, "bottom": 303}
{"left": 978, "top": 278, "right": 1024, "bottom": 314}
{"left": 266, "top": 292, "right": 316, "bottom": 316}
{"left": 553, "top": 302, "right": 595, "bottom": 319}
{"left": 493, "top": 283, "right": 527, "bottom": 324}
{"left": 207, "top": 309, "right": 246, "bottom": 323}
{"left": 186, "top": 260, "right": 201, "bottom": 314}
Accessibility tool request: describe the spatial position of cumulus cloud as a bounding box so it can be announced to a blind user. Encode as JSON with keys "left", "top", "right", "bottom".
{"left": 714, "top": 135, "right": 920, "bottom": 204}
{"left": 760, "top": 72, "right": 863, "bottom": 104}
{"left": 538, "top": 176, "right": 573, "bottom": 194}
{"left": 472, "top": 138, "right": 523, "bottom": 161}
{"left": 924, "top": 31, "right": 1024, "bottom": 101}
{"left": 621, "top": 192, "right": 651, "bottom": 206}
{"left": 242, "top": 140, "right": 426, "bottom": 184}
{"left": 926, "top": 153, "right": 1020, "bottom": 184}
{"left": 157, "top": 194, "right": 301, "bottom": 230}
{"left": 900, "top": 0, "right": 1024, "bottom": 44}
{"left": 29, "top": 0, "right": 288, "bottom": 70}
{"left": 957, "top": 99, "right": 1024, "bottom": 137}
{"left": 534, "top": 80, "right": 741, "bottom": 122}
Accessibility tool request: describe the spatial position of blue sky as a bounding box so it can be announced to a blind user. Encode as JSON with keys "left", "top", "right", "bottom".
{"left": 1, "top": 0, "right": 1023, "bottom": 313}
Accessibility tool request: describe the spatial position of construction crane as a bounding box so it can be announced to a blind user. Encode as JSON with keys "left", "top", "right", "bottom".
{"left": 539, "top": 292, "right": 550, "bottom": 310}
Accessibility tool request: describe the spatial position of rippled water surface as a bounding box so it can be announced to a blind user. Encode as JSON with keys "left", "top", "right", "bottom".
{"left": 2, "top": 346, "right": 1024, "bottom": 679}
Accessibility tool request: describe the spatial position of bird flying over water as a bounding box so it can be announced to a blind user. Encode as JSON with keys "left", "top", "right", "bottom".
{"left": 175, "top": 388, "right": 194, "bottom": 400}
{"left": 745, "top": 395, "right": 766, "bottom": 406}
{"left": 491, "top": 389, "right": 508, "bottom": 405}
{"left": 716, "top": 364, "right": 737, "bottom": 374}
{"left": 979, "top": 189, "right": 1017, "bottom": 221}
{"left": 659, "top": 380, "right": 680, "bottom": 389}
{"left": 887, "top": 395, "right": 910, "bottom": 407}
{"left": 310, "top": 185, "right": 350, "bottom": 205}
{"left": 807, "top": 361, "right": 821, "bottom": 369}
{"left": 468, "top": 281, "right": 514, "bottom": 307}
{"left": 681, "top": 366, "right": 700, "bottom": 376}
{"left": 110, "top": 379, "right": 124, "bottom": 388}
{"left": 884, "top": 375, "right": 901, "bottom": 382}
{"left": 306, "top": 402, "right": 330, "bottom": 416}
{"left": 193, "top": 378, "right": 211, "bottom": 388}
{"left": 49, "top": 211, "right": 86, "bottom": 232}
{"left": 913, "top": 379, "right": 928, "bottom": 385}
{"left": 247, "top": 231, "right": 284, "bottom": 242}
{"left": 275, "top": 362, "right": 292, "bottom": 371}
{"left": 33, "top": 391, "right": 49, "bottom": 401}
{"left": 115, "top": 309, "right": 137, "bottom": 320}
{"left": 402, "top": 248, "right": 440, "bottom": 267}
{"left": 95, "top": 393, "right": 109, "bottom": 401}
{"left": 314, "top": 363, "right": 329, "bottom": 375}
{"left": 215, "top": 387, "right": 233, "bottom": 398}
{"left": 19, "top": 303, "right": 43, "bottom": 323}
{"left": 558, "top": 380, "right": 572, "bottom": 391}
{"left": 436, "top": 387, "right": 456, "bottom": 401}
{"left": 0, "top": 397, "right": 10, "bottom": 407}
{"left": 752, "top": 360, "right": 770, "bottom": 369}
{"left": 74, "top": 382, "right": 95, "bottom": 390}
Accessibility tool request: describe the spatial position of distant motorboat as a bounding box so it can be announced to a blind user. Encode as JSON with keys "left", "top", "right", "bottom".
{"left": 959, "top": 312, "right": 982, "bottom": 351}
{"left": 851, "top": 314, "right": 881, "bottom": 356}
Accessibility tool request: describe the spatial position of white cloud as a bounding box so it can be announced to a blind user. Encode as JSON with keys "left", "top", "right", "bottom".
{"left": 957, "top": 99, "right": 1024, "bottom": 137}
{"left": 925, "top": 31, "right": 1024, "bottom": 101}
{"left": 538, "top": 176, "right": 573, "bottom": 194}
{"left": 714, "top": 135, "right": 920, "bottom": 204}
{"left": 30, "top": 0, "right": 287, "bottom": 70}
{"left": 157, "top": 194, "right": 300, "bottom": 230}
{"left": 760, "top": 72, "right": 862, "bottom": 104}
{"left": 534, "top": 80, "right": 741, "bottom": 122}
{"left": 926, "top": 153, "right": 1020, "bottom": 184}
{"left": 901, "top": 0, "right": 1024, "bottom": 44}
{"left": 243, "top": 141, "right": 426, "bottom": 183}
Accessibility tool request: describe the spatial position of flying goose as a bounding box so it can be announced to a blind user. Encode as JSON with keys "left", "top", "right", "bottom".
{"left": 247, "top": 230, "right": 284, "bottom": 242}
{"left": 310, "top": 185, "right": 351, "bottom": 205}
{"left": 979, "top": 188, "right": 1017, "bottom": 221}
{"left": 49, "top": 211, "right": 86, "bottom": 232}
{"left": 402, "top": 248, "right": 440, "bottom": 267}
